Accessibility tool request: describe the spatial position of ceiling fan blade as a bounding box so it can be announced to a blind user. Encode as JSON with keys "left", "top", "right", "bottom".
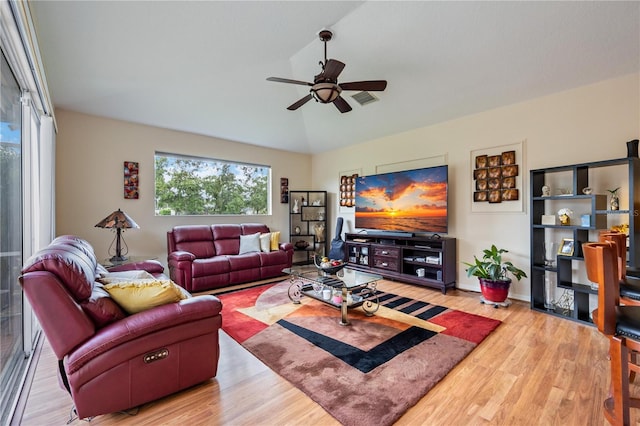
{"left": 287, "top": 94, "right": 313, "bottom": 111}
{"left": 323, "top": 59, "right": 346, "bottom": 80}
{"left": 267, "top": 77, "right": 313, "bottom": 86}
{"left": 333, "top": 96, "right": 352, "bottom": 113}
{"left": 339, "top": 80, "right": 387, "bottom": 91}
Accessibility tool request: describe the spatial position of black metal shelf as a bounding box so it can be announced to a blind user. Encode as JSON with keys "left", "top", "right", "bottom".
{"left": 529, "top": 155, "right": 640, "bottom": 326}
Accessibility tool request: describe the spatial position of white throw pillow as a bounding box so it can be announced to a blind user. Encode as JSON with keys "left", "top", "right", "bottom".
{"left": 239, "top": 232, "right": 261, "bottom": 254}
{"left": 99, "top": 270, "right": 155, "bottom": 283}
{"left": 259, "top": 233, "right": 271, "bottom": 252}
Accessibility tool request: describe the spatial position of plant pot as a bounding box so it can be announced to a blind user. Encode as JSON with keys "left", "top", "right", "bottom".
{"left": 479, "top": 278, "right": 511, "bottom": 303}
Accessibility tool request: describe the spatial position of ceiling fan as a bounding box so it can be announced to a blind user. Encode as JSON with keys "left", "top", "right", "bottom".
{"left": 267, "top": 30, "right": 387, "bottom": 113}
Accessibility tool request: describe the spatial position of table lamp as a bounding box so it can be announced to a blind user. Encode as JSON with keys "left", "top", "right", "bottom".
{"left": 95, "top": 208, "right": 140, "bottom": 261}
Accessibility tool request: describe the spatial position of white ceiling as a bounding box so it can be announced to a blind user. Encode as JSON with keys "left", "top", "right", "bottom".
{"left": 29, "top": 1, "right": 640, "bottom": 154}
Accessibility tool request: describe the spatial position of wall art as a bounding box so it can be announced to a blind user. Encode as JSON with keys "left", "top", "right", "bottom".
{"left": 471, "top": 140, "right": 525, "bottom": 213}
{"left": 280, "top": 177, "right": 289, "bottom": 204}
{"left": 124, "top": 161, "right": 139, "bottom": 199}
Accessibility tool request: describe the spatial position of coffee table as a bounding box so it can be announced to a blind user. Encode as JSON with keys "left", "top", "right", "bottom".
{"left": 282, "top": 266, "right": 382, "bottom": 325}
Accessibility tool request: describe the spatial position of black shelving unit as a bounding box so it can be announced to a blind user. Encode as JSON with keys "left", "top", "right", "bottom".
{"left": 289, "top": 190, "right": 327, "bottom": 265}
{"left": 530, "top": 157, "right": 640, "bottom": 325}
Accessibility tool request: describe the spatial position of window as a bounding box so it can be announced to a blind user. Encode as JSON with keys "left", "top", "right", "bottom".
{"left": 155, "top": 152, "right": 270, "bottom": 216}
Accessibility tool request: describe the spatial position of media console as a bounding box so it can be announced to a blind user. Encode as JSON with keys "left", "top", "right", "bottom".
{"left": 345, "top": 233, "right": 457, "bottom": 294}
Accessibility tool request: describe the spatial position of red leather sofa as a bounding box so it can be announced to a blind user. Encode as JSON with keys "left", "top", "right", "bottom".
{"left": 167, "top": 223, "right": 293, "bottom": 292}
{"left": 19, "top": 235, "right": 222, "bottom": 420}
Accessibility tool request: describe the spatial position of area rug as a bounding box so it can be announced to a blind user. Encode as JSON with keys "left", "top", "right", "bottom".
{"left": 218, "top": 280, "right": 501, "bottom": 426}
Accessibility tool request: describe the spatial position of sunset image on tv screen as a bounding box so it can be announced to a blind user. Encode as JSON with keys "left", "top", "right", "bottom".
{"left": 355, "top": 166, "right": 448, "bottom": 233}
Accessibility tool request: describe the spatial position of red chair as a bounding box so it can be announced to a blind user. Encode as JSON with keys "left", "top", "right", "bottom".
{"left": 599, "top": 232, "right": 640, "bottom": 307}
{"left": 20, "top": 236, "right": 222, "bottom": 420}
{"left": 584, "top": 241, "right": 640, "bottom": 425}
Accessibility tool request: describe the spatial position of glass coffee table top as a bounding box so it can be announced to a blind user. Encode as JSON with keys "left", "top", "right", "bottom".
{"left": 282, "top": 265, "right": 382, "bottom": 289}
{"left": 282, "top": 265, "right": 382, "bottom": 325}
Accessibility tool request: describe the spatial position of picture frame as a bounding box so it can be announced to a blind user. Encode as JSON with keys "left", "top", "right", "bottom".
{"left": 474, "top": 191, "right": 488, "bottom": 202}
{"left": 488, "top": 155, "right": 502, "bottom": 167}
{"left": 558, "top": 238, "right": 575, "bottom": 256}
{"left": 501, "top": 150, "right": 516, "bottom": 165}
{"left": 473, "top": 168, "right": 487, "bottom": 180}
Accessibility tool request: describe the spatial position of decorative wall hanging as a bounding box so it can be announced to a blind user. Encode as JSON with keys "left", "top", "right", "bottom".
{"left": 124, "top": 161, "right": 139, "bottom": 199}
{"left": 339, "top": 173, "right": 358, "bottom": 207}
{"left": 280, "top": 178, "right": 289, "bottom": 204}
{"left": 471, "top": 141, "right": 525, "bottom": 213}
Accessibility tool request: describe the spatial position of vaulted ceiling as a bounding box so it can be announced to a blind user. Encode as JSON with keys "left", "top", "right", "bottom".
{"left": 30, "top": 1, "right": 640, "bottom": 154}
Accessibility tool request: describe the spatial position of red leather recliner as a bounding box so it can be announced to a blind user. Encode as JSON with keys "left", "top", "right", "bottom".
{"left": 19, "top": 235, "right": 222, "bottom": 420}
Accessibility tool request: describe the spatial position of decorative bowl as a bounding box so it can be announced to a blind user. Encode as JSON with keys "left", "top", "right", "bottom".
{"left": 313, "top": 256, "right": 346, "bottom": 275}
{"left": 294, "top": 240, "right": 309, "bottom": 250}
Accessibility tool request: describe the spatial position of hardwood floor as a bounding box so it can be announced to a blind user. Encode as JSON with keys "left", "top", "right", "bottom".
{"left": 18, "top": 280, "right": 626, "bottom": 425}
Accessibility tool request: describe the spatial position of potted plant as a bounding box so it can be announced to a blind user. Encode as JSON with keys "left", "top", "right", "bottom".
{"left": 463, "top": 245, "right": 527, "bottom": 304}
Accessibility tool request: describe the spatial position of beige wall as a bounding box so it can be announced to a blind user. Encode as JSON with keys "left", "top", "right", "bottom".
{"left": 312, "top": 73, "right": 640, "bottom": 300}
{"left": 56, "top": 73, "right": 639, "bottom": 301}
{"left": 55, "top": 110, "right": 311, "bottom": 267}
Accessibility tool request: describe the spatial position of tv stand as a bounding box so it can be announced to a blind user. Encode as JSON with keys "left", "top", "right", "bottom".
{"left": 345, "top": 233, "right": 456, "bottom": 294}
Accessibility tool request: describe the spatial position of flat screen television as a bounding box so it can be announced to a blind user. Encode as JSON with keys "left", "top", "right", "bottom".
{"left": 355, "top": 165, "right": 448, "bottom": 234}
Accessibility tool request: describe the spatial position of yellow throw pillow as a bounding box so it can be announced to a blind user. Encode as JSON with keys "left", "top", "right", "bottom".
{"left": 270, "top": 231, "right": 281, "bottom": 251}
{"left": 103, "top": 279, "right": 188, "bottom": 315}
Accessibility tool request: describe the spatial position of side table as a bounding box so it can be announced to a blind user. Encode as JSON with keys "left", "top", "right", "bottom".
{"left": 100, "top": 255, "right": 158, "bottom": 269}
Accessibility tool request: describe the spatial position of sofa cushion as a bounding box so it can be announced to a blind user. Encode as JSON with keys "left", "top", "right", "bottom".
{"left": 241, "top": 223, "right": 270, "bottom": 235}
{"left": 103, "top": 279, "right": 189, "bottom": 314}
{"left": 259, "top": 233, "right": 271, "bottom": 252}
{"left": 172, "top": 225, "right": 216, "bottom": 258}
{"left": 239, "top": 232, "right": 261, "bottom": 254}
{"left": 258, "top": 250, "right": 288, "bottom": 267}
{"left": 80, "top": 284, "right": 127, "bottom": 328}
{"left": 212, "top": 224, "right": 241, "bottom": 255}
{"left": 192, "top": 257, "right": 230, "bottom": 278}
{"left": 228, "top": 252, "right": 261, "bottom": 270}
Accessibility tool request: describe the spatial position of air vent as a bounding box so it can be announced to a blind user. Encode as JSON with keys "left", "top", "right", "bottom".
{"left": 351, "top": 91, "right": 379, "bottom": 106}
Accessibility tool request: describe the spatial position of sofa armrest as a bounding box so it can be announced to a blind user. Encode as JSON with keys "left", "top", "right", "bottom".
{"left": 20, "top": 271, "right": 95, "bottom": 359}
{"left": 279, "top": 242, "right": 293, "bottom": 252}
{"left": 107, "top": 259, "right": 165, "bottom": 274}
{"left": 66, "top": 295, "right": 222, "bottom": 374}
{"left": 168, "top": 250, "right": 196, "bottom": 262}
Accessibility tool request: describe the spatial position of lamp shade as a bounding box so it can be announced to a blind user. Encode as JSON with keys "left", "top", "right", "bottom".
{"left": 95, "top": 208, "right": 139, "bottom": 229}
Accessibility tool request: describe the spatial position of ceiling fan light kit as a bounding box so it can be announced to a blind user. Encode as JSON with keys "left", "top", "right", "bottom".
{"left": 267, "top": 29, "right": 387, "bottom": 113}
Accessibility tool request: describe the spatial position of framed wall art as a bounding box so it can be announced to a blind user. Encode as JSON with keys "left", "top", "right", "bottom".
{"left": 280, "top": 177, "right": 289, "bottom": 204}
{"left": 471, "top": 140, "right": 525, "bottom": 213}
{"left": 124, "top": 161, "right": 139, "bottom": 199}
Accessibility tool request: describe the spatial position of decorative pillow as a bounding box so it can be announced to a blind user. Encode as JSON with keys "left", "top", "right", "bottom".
{"left": 98, "top": 270, "right": 155, "bottom": 284}
{"left": 239, "top": 232, "right": 261, "bottom": 254}
{"left": 270, "top": 231, "right": 281, "bottom": 251}
{"left": 103, "top": 279, "right": 188, "bottom": 314}
{"left": 259, "top": 233, "right": 271, "bottom": 252}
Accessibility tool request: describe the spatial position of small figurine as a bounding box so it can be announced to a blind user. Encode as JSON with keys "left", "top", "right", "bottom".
{"left": 542, "top": 185, "right": 551, "bottom": 197}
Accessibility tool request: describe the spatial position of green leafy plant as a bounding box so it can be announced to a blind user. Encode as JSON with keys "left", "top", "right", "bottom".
{"left": 607, "top": 187, "right": 621, "bottom": 196}
{"left": 463, "top": 245, "right": 527, "bottom": 282}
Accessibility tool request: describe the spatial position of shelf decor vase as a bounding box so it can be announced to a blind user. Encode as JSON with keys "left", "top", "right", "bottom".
{"left": 479, "top": 278, "right": 511, "bottom": 303}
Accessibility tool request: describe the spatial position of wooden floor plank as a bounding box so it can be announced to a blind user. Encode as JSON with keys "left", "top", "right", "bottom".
{"left": 18, "top": 280, "right": 630, "bottom": 425}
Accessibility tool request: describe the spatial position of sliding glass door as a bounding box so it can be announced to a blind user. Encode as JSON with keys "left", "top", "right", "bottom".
{"left": 0, "top": 48, "right": 24, "bottom": 423}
